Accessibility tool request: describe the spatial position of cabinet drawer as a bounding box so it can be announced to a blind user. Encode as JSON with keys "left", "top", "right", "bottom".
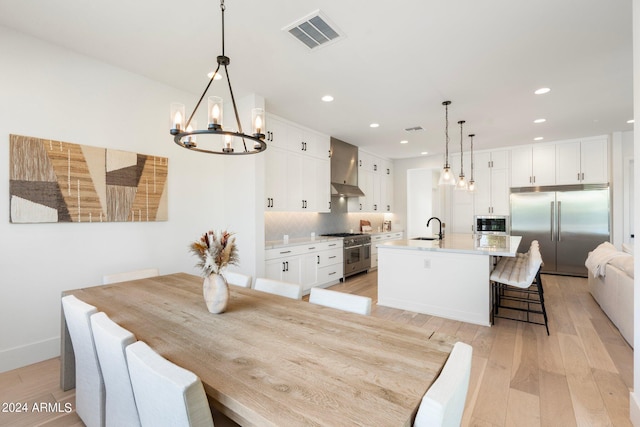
{"left": 318, "top": 264, "right": 343, "bottom": 284}
{"left": 265, "top": 245, "right": 306, "bottom": 260}
{"left": 319, "top": 248, "right": 343, "bottom": 267}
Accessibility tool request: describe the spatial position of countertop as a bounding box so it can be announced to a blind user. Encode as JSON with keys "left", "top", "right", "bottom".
{"left": 378, "top": 233, "right": 522, "bottom": 257}
{"left": 265, "top": 230, "right": 404, "bottom": 250}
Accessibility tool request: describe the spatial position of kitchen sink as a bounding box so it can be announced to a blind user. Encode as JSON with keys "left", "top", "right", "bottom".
{"left": 411, "top": 237, "right": 439, "bottom": 241}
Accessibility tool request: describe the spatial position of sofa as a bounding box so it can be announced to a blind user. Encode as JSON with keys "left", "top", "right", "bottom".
{"left": 586, "top": 242, "right": 634, "bottom": 348}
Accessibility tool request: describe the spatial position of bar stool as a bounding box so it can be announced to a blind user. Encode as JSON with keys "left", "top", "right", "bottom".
{"left": 490, "top": 241, "right": 549, "bottom": 335}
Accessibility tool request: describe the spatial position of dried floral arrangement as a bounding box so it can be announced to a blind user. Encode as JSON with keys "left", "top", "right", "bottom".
{"left": 189, "top": 230, "right": 239, "bottom": 276}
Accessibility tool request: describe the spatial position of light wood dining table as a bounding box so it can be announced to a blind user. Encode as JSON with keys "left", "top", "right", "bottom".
{"left": 61, "top": 273, "right": 453, "bottom": 426}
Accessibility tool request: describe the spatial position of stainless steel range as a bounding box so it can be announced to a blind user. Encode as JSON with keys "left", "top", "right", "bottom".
{"left": 321, "top": 233, "right": 371, "bottom": 278}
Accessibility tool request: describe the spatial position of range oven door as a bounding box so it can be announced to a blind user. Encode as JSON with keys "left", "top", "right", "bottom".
{"left": 344, "top": 243, "right": 371, "bottom": 276}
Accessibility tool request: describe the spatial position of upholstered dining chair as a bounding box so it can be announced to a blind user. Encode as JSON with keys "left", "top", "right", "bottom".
{"left": 102, "top": 268, "right": 159, "bottom": 285}
{"left": 224, "top": 271, "right": 252, "bottom": 288}
{"left": 254, "top": 278, "right": 303, "bottom": 300}
{"left": 309, "top": 287, "right": 372, "bottom": 315}
{"left": 414, "top": 341, "right": 473, "bottom": 427}
{"left": 90, "top": 312, "right": 140, "bottom": 427}
{"left": 126, "top": 341, "right": 214, "bottom": 427}
{"left": 61, "top": 295, "right": 105, "bottom": 427}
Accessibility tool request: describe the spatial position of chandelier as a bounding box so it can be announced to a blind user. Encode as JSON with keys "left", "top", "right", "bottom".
{"left": 169, "top": 0, "right": 266, "bottom": 155}
{"left": 438, "top": 101, "right": 456, "bottom": 185}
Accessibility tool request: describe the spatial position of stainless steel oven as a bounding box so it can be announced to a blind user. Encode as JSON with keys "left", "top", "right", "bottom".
{"left": 321, "top": 233, "right": 371, "bottom": 278}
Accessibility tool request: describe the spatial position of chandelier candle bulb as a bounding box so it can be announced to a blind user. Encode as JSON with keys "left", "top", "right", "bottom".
{"left": 170, "top": 103, "right": 185, "bottom": 134}
{"left": 208, "top": 96, "right": 223, "bottom": 130}
{"left": 252, "top": 108, "right": 265, "bottom": 137}
{"left": 184, "top": 120, "right": 197, "bottom": 148}
{"left": 223, "top": 134, "right": 233, "bottom": 153}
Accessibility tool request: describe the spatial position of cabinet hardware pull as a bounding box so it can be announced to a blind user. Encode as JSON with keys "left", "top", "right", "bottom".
{"left": 328, "top": 272, "right": 336, "bottom": 275}
{"left": 317, "top": 255, "right": 320, "bottom": 264}
{"left": 282, "top": 262, "right": 286, "bottom": 272}
{"left": 329, "top": 256, "right": 336, "bottom": 259}
{"left": 329, "top": 243, "right": 337, "bottom": 247}
{"left": 359, "top": 203, "right": 362, "bottom": 210}
{"left": 280, "top": 250, "right": 291, "bottom": 254}
{"left": 308, "top": 247, "right": 316, "bottom": 250}
{"left": 581, "top": 172, "right": 584, "bottom": 181}
{"left": 359, "top": 160, "right": 362, "bottom": 167}
{"left": 285, "top": 261, "right": 289, "bottom": 271}
{"left": 374, "top": 164, "right": 377, "bottom": 171}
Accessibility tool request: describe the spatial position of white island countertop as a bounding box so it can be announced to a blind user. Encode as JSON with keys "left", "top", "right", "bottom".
{"left": 379, "top": 234, "right": 522, "bottom": 257}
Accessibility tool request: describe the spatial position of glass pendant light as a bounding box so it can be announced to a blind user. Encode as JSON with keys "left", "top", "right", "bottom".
{"left": 455, "top": 120, "right": 468, "bottom": 191}
{"left": 438, "top": 101, "right": 456, "bottom": 185}
{"left": 467, "top": 133, "right": 476, "bottom": 192}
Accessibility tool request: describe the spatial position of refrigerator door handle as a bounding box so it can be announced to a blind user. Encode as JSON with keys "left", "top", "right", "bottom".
{"left": 557, "top": 201, "right": 562, "bottom": 241}
{"left": 550, "top": 201, "right": 555, "bottom": 241}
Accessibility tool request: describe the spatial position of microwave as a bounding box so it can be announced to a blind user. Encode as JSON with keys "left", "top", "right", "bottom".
{"left": 475, "top": 215, "right": 509, "bottom": 235}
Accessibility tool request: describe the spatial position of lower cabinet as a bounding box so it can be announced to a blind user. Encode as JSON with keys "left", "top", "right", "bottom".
{"left": 265, "top": 240, "right": 343, "bottom": 293}
{"left": 370, "top": 232, "right": 404, "bottom": 269}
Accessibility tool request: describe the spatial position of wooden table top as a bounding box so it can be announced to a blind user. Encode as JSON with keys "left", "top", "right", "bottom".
{"left": 65, "top": 273, "right": 453, "bottom": 427}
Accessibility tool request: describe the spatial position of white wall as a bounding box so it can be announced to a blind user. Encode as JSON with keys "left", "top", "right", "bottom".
{"left": 631, "top": 1, "right": 640, "bottom": 424}
{"left": 0, "top": 26, "right": 263, "bottom": 372}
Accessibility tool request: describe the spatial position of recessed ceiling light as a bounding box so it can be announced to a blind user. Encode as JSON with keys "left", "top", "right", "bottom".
{"left": 400, "top": 140, "right": 409, "bottom": 144}
{"left": 369, "top": 123, "right": 379, "bottom": 128}
{"left": 534, "top": 118, "right": 546, "bottom": 124}
{"left": 534, "top": 87, "right": 551, "bottom": 95}
{"left": 627, "top": 119, "right": 635, "bottom": 124}
{"left": 321, "top": 95, "right": 334, "bottom": 102}
{"left": 534, "top": 137, "right": 544, "bottom": 141}
{"left": 420, "top": 151, "right": 428, "bottom": 155}
{"left": 206, "top": 71, "right": 223, "bottom": 80}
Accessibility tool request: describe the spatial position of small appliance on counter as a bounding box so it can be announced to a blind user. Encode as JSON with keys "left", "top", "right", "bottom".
{"left": 383, "top": 220, "right": 391, "bottom": 232}
{"left": 474, "top": 215, "right": 509, "bottom": 235}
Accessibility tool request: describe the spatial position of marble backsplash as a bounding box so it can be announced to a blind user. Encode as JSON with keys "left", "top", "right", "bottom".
{"left": 265, "top": 196, "right": 396, "bottom": 241}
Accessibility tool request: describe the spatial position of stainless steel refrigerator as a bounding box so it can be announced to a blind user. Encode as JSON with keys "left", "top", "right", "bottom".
{"left": 510, "top": 184, "right": 610, "bottom": 276}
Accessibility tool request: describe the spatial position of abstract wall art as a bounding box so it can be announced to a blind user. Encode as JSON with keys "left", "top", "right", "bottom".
{"left": 9, "top": 134, "right": 168, "bottom": 223}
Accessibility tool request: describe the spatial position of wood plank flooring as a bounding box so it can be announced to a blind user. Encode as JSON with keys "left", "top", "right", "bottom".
{"left": 0, "top": 271, "right": 633, "bottom": 426}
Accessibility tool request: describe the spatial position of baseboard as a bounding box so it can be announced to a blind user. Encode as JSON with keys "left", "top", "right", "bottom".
{"left": 631, "top": 391, "right": 640, "bottom": 426}
{"left": 0, "top": 337, "right": 60, "bottom": 373}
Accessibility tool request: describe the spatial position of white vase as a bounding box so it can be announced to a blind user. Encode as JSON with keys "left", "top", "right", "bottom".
{"left": 202, "top": 273, "right": 229, "bottom": 314}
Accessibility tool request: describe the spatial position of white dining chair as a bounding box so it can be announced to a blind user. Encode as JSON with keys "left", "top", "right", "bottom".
{"left": 126, "top": 341, "right": 214, "bottom": 427}
{"left": 414, "top": 341, "right": 473, "bottom": 427}
{"left": 254, "top": 278, "right": 303, "bottom": 300}
{"left": 309, "top": 287, "right": 372, "bottom": 315}
{"left": 224, "top": 271, "right": 252, "bottom": 288}
{"left": 90, "top": 312, "right": 141, "bottom": 427}
{"left": 61, "top": 295, "right": 105, "bottom": 427}
{"left": 102, "top": 268, "right": 159, "bottom": 285}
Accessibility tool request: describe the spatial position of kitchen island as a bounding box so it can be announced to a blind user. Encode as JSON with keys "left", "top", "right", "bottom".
{"left": 377, "top": 234, "right": 522, "bottom": 326}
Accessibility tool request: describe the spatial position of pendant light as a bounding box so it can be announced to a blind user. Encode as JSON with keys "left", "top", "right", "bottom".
{"left": 455, "top": 120, "right": 468, "bottom": 191}
{"left": 438, "top": 101, "right": 456, "bottom": 185}
{"left": 169, "top": 0, "right": 266, "bottom": 155}
{"left": 467, "top": 134, "right": 476, "bottom": 192}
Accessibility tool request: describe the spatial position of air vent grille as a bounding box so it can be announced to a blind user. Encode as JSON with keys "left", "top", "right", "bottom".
{"left": 284, "top": 10, "right": 343, "bottom": 50}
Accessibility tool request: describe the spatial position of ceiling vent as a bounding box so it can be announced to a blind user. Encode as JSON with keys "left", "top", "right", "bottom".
{"left": 405, "top": 126, "right": 424, "bottom": 132}
{"left": 283, "top": 10, "right": 344, "bottom": 50}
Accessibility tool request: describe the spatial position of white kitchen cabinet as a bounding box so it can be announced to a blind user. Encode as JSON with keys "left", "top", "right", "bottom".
{"left": 555, "top": 137, "right": 608, "bottom": 184}
{"left": 265, "top": 240, "right": 343, "bottom": 292}
{"left": 348, "top": 150, "right": 393, "bottom": 213}
{"left": 473, "top": 150, "right": 510, "bottom": 216}
{"left": 511, "top": 144, "right": 555, "bottom": 187}
{"left": 449, "top": 152, "right": 475, "bottom": 233}
{"left": 264, "top": 114, "right": 331, "bottom": 213}
{"left": 371, "top": 231, "right": 403, "bottom": 269}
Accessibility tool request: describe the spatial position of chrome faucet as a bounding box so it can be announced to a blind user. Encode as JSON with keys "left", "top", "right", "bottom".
{"left": 427, "top": 217, "right": 443, "bottom": 240}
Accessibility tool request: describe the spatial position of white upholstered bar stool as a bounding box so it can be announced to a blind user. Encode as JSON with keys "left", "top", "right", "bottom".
{"left": 126, "top": 341, "right": 214, "bottom": 427}
{"left": 61, "top": 295, "right": 105, "bottom": 427}
{"left": 491, "top": 241, "right": 549, "bottom": 334}
{"left": 309, "top": 287, "right": 372, "bottom": 315}
{"left": 223, "top": 271, "right": 252, "bottom": 288}
{"left": 254, "top": 278, "right": 303, "bottom": 300}
{"left": 414, "top": 342, "right": 473, "bottom": 427}
{"left": 90, "top": 312, "right": 141, "bottom": 427}
{"left": 102, "top": 268, "right": 159, "bottom": 285}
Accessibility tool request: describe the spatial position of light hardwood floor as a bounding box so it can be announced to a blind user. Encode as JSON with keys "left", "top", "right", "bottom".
{"left": 0, "top": 271, "right": 633, "bottom": 426}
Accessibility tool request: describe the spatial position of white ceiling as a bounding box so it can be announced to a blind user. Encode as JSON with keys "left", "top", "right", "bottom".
{"left": 0, "top": 0, "right": 633, "bottom": 159}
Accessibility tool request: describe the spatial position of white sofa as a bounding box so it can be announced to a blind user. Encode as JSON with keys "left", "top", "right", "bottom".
{"left": 587, "top": 245, "right": 634, "bottom": 348}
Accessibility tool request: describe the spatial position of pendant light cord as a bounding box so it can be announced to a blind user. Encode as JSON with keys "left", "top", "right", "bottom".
{"left": 459, "top": 121, "right": 465, "bottom": 175}
{"left": 443, "top": 101, "right": 451, "bottom": 167}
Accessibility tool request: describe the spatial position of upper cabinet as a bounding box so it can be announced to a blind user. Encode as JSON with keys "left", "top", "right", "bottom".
{"left": 473, "top": 150, "right": 510, "bottom": 215}
{"left": 348, "top": 150, "right": 394, "bottom": 213}
{"left": 264, "top": 114, "right": 331, "bottom": 213}
{"left": 555, "top": 137, "right": 609, "bottom": 185}
{"left": 511, "top": 144, "right": 556, "bottom": 187}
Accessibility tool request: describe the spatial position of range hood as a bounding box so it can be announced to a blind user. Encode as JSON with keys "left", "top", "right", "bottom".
{"left": 330, "top": 137, "right": 365, "bottom": 197}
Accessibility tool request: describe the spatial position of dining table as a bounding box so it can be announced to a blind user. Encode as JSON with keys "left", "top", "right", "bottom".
{"left": 61, "top": 273, "right": 454, "bottom": 426}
